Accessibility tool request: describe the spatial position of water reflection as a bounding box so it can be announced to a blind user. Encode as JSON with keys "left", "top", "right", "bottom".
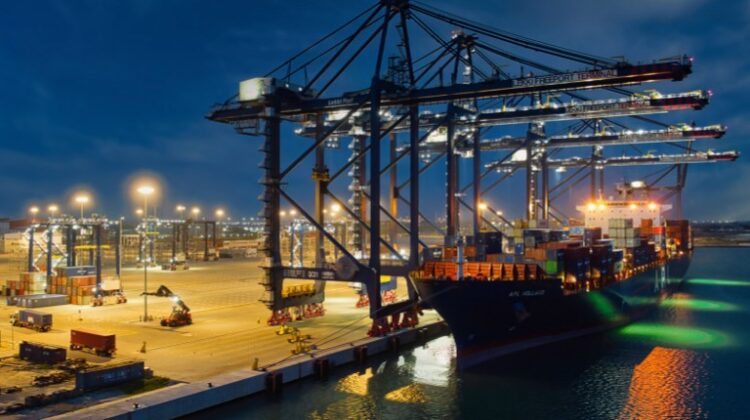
{"left": 661, "top": 293, "right": 740, "bottom": 312}
{"left": 617, "top": 347, "right": 709, "bottom": 419}
{"left": 688, "top": 278, "right": 750, "bottom": 287}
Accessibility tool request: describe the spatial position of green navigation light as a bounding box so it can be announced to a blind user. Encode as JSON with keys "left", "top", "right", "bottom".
{"left": 688, "top": 278, "right": 750, "bottom": 287}
{"left": 660, "top": 298, "right": 740, "bottom": 312}
{"left": 619, "top": 323, "right": 730, "bottom": 349}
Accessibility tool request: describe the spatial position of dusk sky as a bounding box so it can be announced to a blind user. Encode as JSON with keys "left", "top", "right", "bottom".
{"left": 2, "top": 0, "right": 748, "bottom": 222}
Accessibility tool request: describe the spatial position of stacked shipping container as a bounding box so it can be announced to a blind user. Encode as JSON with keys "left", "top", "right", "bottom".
{"left": 2, "top": 272, "right": 47, "bottom": 296}
{"left": 608, "top": 218, "right": 641, "bottom": 249}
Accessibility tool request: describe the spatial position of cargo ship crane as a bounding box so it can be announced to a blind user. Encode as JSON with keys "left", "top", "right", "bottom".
{"left": 293, "top": 90, "right": 712, "bottom": 138}
{"left": 485, "top": 150, "right": 739, "bottom": 171}
{"left": 206, "top": 0, "right": 730, "bottom": 335}
{"left": 411, "top": 124, "right": 726, "bottom": 154}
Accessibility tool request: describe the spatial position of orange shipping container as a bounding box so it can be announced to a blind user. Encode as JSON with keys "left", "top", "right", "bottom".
{"left": 491, "top": 263, "right": 503, "bottom": 279}
{"left": 515, "top": 264, "right": 527, "bottom": 281}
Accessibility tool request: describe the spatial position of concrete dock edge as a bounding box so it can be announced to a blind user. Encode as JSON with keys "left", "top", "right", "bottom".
{"left": 49, "top": 320, "right": 448, "bottom": 420}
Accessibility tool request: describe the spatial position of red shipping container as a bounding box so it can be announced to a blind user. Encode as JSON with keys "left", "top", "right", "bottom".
{"left": 70, "top": 329, "right": 116, "bottom": 356}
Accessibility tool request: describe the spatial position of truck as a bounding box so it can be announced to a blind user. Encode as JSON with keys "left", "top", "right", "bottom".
{"left": 91, "top": 277, "right": 127, "bottom": 307}
{"left": 142, "top": 285, "right": 192, "bottom": 327}
{"left": 10, "top": 309, "right": 52, "bottom": 332}
{"left": 70, "top": 329, "right": 116, "bottom": 357}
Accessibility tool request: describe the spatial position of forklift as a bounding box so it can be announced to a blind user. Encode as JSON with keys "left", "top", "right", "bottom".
{"left": 142, "top": 285, "right": 192, "bottom": 327}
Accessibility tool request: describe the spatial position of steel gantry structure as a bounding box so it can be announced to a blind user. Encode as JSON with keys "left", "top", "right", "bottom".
{"left": 207, "top": 0, "right": 738, "bottom": 334}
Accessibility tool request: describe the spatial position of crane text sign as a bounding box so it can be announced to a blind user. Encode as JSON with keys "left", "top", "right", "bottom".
{"left": 513, "top": 69, "right": 619, "bottom": 88}
{"left": 282, "top": 267, "right": 338, "bottom": 281}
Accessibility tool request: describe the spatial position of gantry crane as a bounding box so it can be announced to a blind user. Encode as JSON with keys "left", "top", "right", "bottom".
{"left": 206, "top": 0, "right": 737, "bottom": 335}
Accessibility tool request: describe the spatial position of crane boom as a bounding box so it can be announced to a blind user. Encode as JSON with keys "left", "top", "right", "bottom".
{"left": 208, "top": 59, "right": 693, "bottom": 122}
{"left": 413, "top": 125, "right": 726, "bottom": 155}
{"left": 486, "top": 150, "right": 739, "bottom": 171}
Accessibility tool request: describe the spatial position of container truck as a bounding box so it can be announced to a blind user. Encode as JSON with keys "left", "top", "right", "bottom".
{"left": 10, "top": 309, "right": 52, "bottom": 332}
{"left": 70, "top": 329, "right": 116, "bottom": 357}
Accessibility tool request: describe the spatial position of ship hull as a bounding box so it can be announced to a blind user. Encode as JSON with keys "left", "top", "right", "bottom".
{"left": 414, "top": 256, "right": 691, "bottom": 369}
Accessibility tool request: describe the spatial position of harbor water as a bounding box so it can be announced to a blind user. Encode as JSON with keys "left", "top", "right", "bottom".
{"left": 195, "top": 247, "right": 749, "bottom": 419}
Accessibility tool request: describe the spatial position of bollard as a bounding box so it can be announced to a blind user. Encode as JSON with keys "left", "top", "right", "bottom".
{"left": 388, "top": 336, "right": 400, "bottom": 353}
{"left": 140, "top": 341, "right": 147, "bottom": 353}
{"left": 252, "top": 357, "right": 259, "bottom": 370}
{"left": 313, "top": 358, "right": 330, "bottom": 381}
{"left": 354, "top": 346, "right": 368, "bottom": 365}
{"left": 265, "top": 372, "right": 283, "bottom": 395}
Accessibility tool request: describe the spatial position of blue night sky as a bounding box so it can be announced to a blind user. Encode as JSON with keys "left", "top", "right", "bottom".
{"left": 1, "top": 0, "right": 748, "bottom": 222}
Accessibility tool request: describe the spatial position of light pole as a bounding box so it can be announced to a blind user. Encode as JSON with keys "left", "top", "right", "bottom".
{"left": 176, "top": 204, "right": 186, "bottom": 220}
{"left": 478, "top": 202, "right": 488, "bottom": 231}
{"left": 28, "top": 206, "right": 39, "bottom": 223}
{"left": 215, "top": 208, "right": 225, "bottom": 241}
{"left": 47, "top": 204, "right": 59, "bottom": 220}
{"left": 74, "top": 194, "right": 89, "bottom": 220}
{"left": 137, "top": 185, "right": 155, "bottom": 322}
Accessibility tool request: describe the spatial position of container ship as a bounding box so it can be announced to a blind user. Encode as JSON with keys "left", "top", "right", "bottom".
{"left": 413, "top": 200, "right": 692, "bottom": 368}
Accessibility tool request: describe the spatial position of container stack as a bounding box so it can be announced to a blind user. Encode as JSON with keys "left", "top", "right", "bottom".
{"left": 612, "top": 249, "right": 625, "bottom": 273}
{"left": 14, "top": 294, "right": 70, "bottom": 308}
{"left": 19, "top": 341, "right": 67, "bottom": 364}
{"left": 632, "top": 242, "right": 658, "bottom": 266}
{"left": 640, "top": 219, "right": 654, "bottom": 236}
{"left": 2, "top": 279, "right": 23, "bottom": 296}
{"left": 2, "top": 272, "right": 47, "bottom": 297}
{"left": 590, "top": 241, "right": 614, "bottom": 280}
{"left": 20, "top": 272, "right": 49, "bottom": 294}
{"left": 608, "top": 219, "right": 640, "bottom": 249}
{"left": 666, "top": 219, "right": 692, "bottom": 251}
{"left": 52, "top": 266, "right": 97, "bottom": 306}
{"left": 560, "top": 246, "right": 590, "bottom": 283}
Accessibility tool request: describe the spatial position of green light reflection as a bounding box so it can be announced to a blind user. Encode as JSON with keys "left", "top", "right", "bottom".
{"left": 625, "top": 296, "right": 659, "bottom": 307}
{"left": 660, "top": 298, "right": 740, "bottom": 312}
{"left": 688, "top": 278, "right": 750, "bottom": 287}
{"left": 588, "top": 292, "right": 622, "bottom": 322}
{"left": 619, "top": 323, "right": 731, "bottom": 349}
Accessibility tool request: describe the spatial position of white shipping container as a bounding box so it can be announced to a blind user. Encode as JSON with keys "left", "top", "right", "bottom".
{"left": 100, "top": 278, "right": 122, "bottom": 292}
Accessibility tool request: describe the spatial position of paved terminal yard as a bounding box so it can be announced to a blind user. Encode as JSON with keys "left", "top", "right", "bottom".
{"left": 0, "top": 257, "right": 439, "bottom": 385}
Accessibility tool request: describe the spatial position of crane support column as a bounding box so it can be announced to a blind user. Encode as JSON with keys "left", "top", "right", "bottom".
{"left": 541, "top": 151, "right": 550, "bottom": 223}
{"left": 590, "top": 146, "right": 604, "bottom": 201}
{"left": 525, "top": 122, "right": 545, "bottom": 222}
{"left": 171, "top": 224, "right": 177, "bottom": 263}
{"left": 116, "top": 219, "right": 122, "bottom": 278}
{"left": 66, "top": 227, "right": 73, "bottom": 267}
{"left": 409, "top": 105, "right": 420, "bottom": 269}
{"left": 212, "top": 222, "right": 217, "bottom": 249}
{"left": 260, "top": 103, "right": 283, "bottom": 311}
{"left": 446, "top": 104, "right": 459, "bottom": 245}
{"left": 314, "top": 113, "right": 328, "bottom": 268}
{"left": 203, "top": 222, "right": 209, "bottom": 261}
{"left": 95, "top": 223, "right": 102, "bottom": 289}
{"left": 27, "top": 228, "right": 34, "bottom": 272}
{"left": 389, "top": 131, "right": 398, "bottom": 249}
{"left": 348, "top": 134, "right": 367, "bottom": 257}
{"left": 46, "top": 227, "right": 53, "bottom": 280}
{"left": 526, "top": 143, "right": 537, "bottom": 222}
{"left": 367, "top": 5, "right": 392, "bottom": 319}
{"left": 369, "top": 76, "right": 383, "bottom": 317}
{"left": 472, "top": 128, "right": 482, "bottom": 237}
